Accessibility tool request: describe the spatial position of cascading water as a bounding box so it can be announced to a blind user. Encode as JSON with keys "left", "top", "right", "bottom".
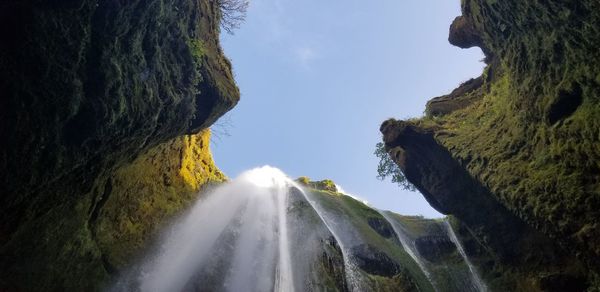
{"left": 109, "top": 166, "right": 487, "bottom": 292}
{"left": 110, "top": 166, "right": 355, "bottom": 292}
{"left": 110, "top": 167, "right": 297, "bottom": 292}
{"left": 302, "top": 190, "right": 366, "bottom": 292}
{"left": 379, "top": 211, "right": 439, "bottom": 291}
{"left": 444, "top": 220, "right": 488, "bottom": 292}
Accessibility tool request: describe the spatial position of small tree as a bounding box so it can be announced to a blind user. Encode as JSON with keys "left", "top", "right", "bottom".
{"left": 218, "top": 0, "right": 249, "bottom": 35}
{"left": 374, "top": 142, "right": 416, "bottom": 191}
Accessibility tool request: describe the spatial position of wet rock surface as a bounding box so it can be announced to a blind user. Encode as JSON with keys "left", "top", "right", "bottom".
{"left": 367, "top": 217, "right": 395, "bottom": 239}
{"left": 351, "top": 244, "right": 401, "bottom": 278}
{"left": 414, "top": 236, "right": 456, "bottom": 263}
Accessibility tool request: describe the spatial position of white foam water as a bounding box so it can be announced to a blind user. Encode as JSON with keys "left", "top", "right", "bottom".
{"left": 111, "top": 166, "right": 361, "bottom": 292}
{"left": 130, "top": 166, "right": 297, "bottom": 292}
{"left": 379, "top": 211, "right": 439, "bottom": 291}
{"left": 444, "top": 220, "right": 488, "bottom": 292}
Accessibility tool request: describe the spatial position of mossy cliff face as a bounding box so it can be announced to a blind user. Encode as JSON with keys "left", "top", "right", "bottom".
{"left": 0, "top": 0, "right": 237, "bottom": 290}
{"left": 0, "top": 130, "right": 226, "bottom": 291}
{"left": 94, "top": 130, "right": 225, "bottom": 271}
{"left": 298, "top": 179, "right": 432, "bottom": 292}
{"left": 382, "top": 0, "right": 599, "bottom": 290}
{"left": 298, "top": 178, "right": 497, "bottom": 292}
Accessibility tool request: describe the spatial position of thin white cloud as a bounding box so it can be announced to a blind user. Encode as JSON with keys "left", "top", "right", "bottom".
{"left": 294, "top": 46, "right": 318, "bottom": 67}
{"left": 247, "top": 0, "right": 320, "bottom": 69}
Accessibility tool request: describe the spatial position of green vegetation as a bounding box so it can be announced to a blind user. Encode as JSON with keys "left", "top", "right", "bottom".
{"left": 0, "top": 131, "right": 226, "bottom": 291}
{"left": 298, "top": 177, "right": 339, "bottom": 192}
{"left": 302, "top": 180, "right": 503, "bottom": 292}
{"left": 417, "top": 0, "right": 600, "bottom": 270}
{"left": 188, "top": 39, "right": 207, "bottom": 60}
{"left": 0, "top": 0, "right": 239, "bottom": 289}
{"left": 94, "top": 130, "right": 225, "bottom": 269}
{"left": 375, "top": 142, "right": 416, "bottom": 191}
{"left": 301, "top": 179, "right": 436, "bottom": 292}
{"left": 383, "top": 0, "right": 600, "bottom": 289}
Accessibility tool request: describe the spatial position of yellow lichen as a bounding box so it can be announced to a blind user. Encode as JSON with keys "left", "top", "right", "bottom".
{"left": 93, "top": 129, "right": 226, "bottom": 268}
{"left": 180, "top": 131, "right": 225, "bottom": 189}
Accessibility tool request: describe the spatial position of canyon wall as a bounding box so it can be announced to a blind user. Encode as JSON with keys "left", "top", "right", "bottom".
{"left": 0, "top": 0, "right": 238, "bottom": 290}
{"left": 381, "top": 0, "right": 599, "bottom": 290}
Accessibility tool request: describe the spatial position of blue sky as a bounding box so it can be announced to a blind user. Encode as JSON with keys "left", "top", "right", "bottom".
{"left": 212, "top": 0, "right": 484, "bottom": 218}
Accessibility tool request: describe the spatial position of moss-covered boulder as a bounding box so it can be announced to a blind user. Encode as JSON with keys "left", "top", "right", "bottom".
{"left": 297, "top": 176, "right": 339, "bottom": 192}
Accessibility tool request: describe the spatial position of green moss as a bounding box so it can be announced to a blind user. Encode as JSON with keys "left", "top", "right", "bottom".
{"left": 395, "top": 0, "right": 600, "bottom": 284}
{"left": 296, "top": 176, "right": 311, "bottom": 185}
{"left": 301, "top": 177, "right": 339, "bottom": 192}
{"left": 308, "top": 189, "right": 437, "bottom": 292}
{"left": 0, "top": 0, "right": 240, "bottom": 289}
{"left": 188, "top": 39, "right": 207, "bottom": 61}
{"left": 94, "top": 130, "right": 225, "bottom": 269}
{"left": 0, "top": 130, "right": 226, "bottom": 291}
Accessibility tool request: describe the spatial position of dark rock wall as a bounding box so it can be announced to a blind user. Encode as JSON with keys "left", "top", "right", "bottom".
{"left": 382, "top": 0, "right": 599, "bottom": 290}
{"left": 0, "top": 0, "right": 238, "bottom": 290}
{"left": 381, "top": 120, "right": 585, "bottom": 290}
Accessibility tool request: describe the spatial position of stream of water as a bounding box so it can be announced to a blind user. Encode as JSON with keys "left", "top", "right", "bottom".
{"left": 111, "top": 166, "right": 357, "bottom": 292}
{"left": 444, "top": 220, "right": 488, "bottom": 292}
{"left": 379, "top": 211, "right": 439, "bottom": 291}
{"left": 109, "top": 166, "right": 487, "bottom": 292}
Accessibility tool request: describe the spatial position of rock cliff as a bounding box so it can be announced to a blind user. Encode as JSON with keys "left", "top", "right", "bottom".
{"left": 0, "top": 0, "right": 238, "bottom": 290}
{"left": 295, "top": 178, "right": 488, "bottom": 292}
{"left": 381, "top": 0, "right": 599, "bottom": 290}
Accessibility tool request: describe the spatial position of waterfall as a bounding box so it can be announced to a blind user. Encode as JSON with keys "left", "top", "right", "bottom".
{"left": 275, "top": 180, "right": 294, "bottom": 292}
{"left": 110, "top": 166, "right": 365, "bottom": 292}
{"left": 115, "top": 166, "right": 298, "bottom": 292}
{"left": 444, "top": 220, "right": 488, "bottom": 292}
{"left": 300, "top": 188, "right": 365, "bottom": 292}
{"left": 379, "top": 211, "right": 438, "bottom": 292}
{"left": 108, "top": 166, "right": 488, "bottom": 292}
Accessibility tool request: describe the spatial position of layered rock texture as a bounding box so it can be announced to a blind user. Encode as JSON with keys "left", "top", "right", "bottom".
{"left": 382, "top": 0, "right": 599, "bottom": 291}
{"left": 295, "top": 179, "right": 485, "bottom": 292}
{"left": 0, "top": 0, "right": 238, "bottom": 290}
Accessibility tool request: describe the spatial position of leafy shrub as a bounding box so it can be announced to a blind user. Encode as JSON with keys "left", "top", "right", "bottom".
{"left": 375, "top": 142, "right": 416, "bottom": 191}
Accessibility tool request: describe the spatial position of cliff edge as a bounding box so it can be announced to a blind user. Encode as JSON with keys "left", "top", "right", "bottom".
{"left": 0, "top": 0, "right": 238, "bottom": 290}
{"left": 382, "top": 0, "right": 599, "bottom": 290}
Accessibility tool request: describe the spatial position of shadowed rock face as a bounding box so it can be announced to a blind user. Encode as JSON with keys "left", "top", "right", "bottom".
{"left": 414, "top": 236, "right": 456, "bottom": 263}
{"left": 449, "top": 16, "right": 482, "bottom": 49}
{"left": 0, "top": 0, "right": 238, "bottom": 218}
{"left": 380, "top": 119, "right": 588, "bottom": 290}
{"left": 380, "top": 120, "right": 561, "bottom": 264}
{"left": 351, "top": 244, "right": 401, "bottom": 278}
{"left": 426, "top": 77, "right": 484, "bottom": 117}
{"left": 381, "top": 0, "right": 600, "bottom": 289}
{"left": 0, "top": 0, "right": 238, "bottom": 290}
{"left": 367, "top": 217, "right": 395, "bottom": 239}
{"left": 449, "top": 15, "right": 491, "bottom": 58}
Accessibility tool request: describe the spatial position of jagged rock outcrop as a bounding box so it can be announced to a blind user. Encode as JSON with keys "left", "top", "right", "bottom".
{"left": 382, "top": 0, "right": 599, "bottom": 290}
{"left": 449, "top": 16, "right": 486, "bottom": 55}
{"left": 425, "top": 76, "right": 484, "bottom": 117}
{"left": 0, "top": 0, "right": 238, "bottom": 290}
{"left": 381, "top": 120, "right": 584, "bottom": 290}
